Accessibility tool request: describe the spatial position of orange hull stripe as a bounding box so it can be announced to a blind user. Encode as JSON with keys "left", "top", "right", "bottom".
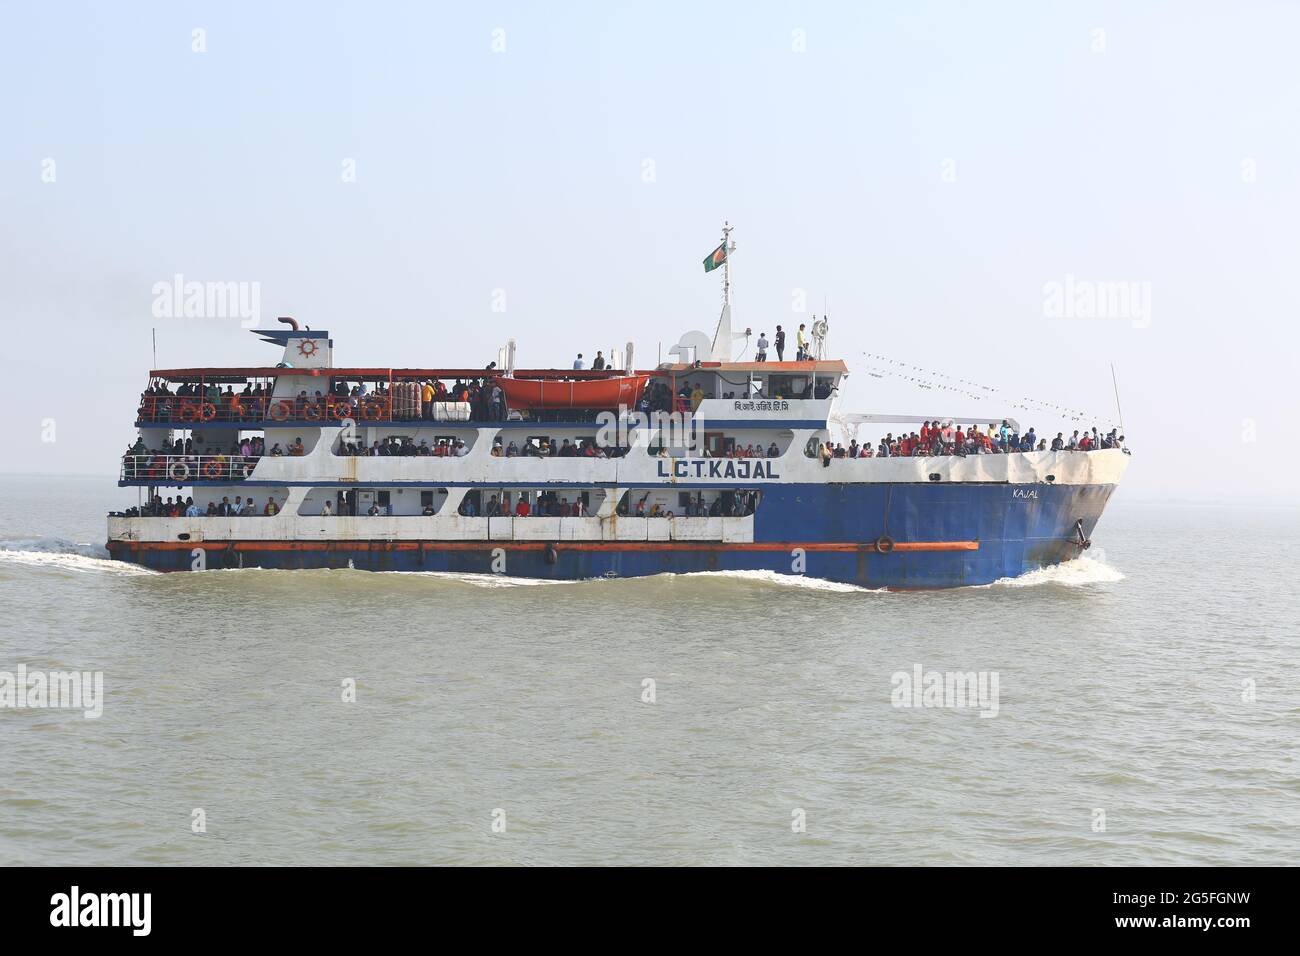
{"left": 109, "top": 539, "right": 979, "bottom": 554}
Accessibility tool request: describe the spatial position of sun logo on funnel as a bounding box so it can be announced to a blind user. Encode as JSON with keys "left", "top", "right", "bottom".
{"left": 298, "top": 339, "right": 319, "bottom": 357}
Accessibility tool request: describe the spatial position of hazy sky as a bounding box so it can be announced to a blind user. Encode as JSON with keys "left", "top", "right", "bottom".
{"left": 3, "top": 1, "right": 1298, "bottom": 502}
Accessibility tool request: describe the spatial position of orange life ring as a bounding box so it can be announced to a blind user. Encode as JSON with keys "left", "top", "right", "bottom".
{"left": 270, "top": 401, "right": 292, "bottom": 422}
{"left": 875, "top": 535, "right": 895, "bottom": 554}
{"left": 198, "top": 402, "right": 217, "bottom": 422}
{"left": 304, "top": 403, "right": 324, "bottom": 421}
{"left": 169, "top": 461, "right": 191, "bottom": 483}
{"left": 364, "top": 400, "right": 388, "bottom": 421}
{"left": 180, "top": 404, "right": 199, "bottom": 423}
{"left": 202, "top": 460, "right": 223, "bottom": 480}
{"left": 331, "top": 402, "right": 352, "bottom": 421}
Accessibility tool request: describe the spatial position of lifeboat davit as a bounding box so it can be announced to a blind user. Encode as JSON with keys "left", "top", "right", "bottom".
{"left": 494, "top": 374, "right": 649, "bottom": 410}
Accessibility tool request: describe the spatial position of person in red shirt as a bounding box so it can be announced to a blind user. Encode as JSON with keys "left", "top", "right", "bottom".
{"left": 920, "top": 421, "right": 931, "bottom": 445}
{"left": 515, "top": 496, "right": 530, "bottom": 517}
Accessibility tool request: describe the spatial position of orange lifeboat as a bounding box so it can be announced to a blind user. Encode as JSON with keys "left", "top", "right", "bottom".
{"left": 494, "top": 375, "right": 649, "bottom": 410}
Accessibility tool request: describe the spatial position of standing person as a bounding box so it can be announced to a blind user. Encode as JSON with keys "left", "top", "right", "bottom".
{"left": 755, "top": 332, "right": 769, "bottom": 362}
{"left": 573, "top": 354, "right": 585, "bottom": 370}
{"left": 591, "top": 351, "right": 606, "bottom": 370}
{"left": 796, "top": 324, "right": 809, "bottom": 360}
{"left": 774, "top": 325, "right": 786, "bottom": 361}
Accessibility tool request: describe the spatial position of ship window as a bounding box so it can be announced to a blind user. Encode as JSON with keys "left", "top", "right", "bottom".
{"left": 420, "top": 490, "right": 434, "bottom": 507}
{"left": 377, "top": 491, "right": 391, "bottom": 507}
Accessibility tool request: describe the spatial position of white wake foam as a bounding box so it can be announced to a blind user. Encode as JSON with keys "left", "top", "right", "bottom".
{"left": 667, "top": 569, "right": 879, "bottom": 593}
{"left": 984, "top": 552, "right": 1125, "bottom": 589}
{"left": 0, "top": 538, "right": 154, "bottom": 575}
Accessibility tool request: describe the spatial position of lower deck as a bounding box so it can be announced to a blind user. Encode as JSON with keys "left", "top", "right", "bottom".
{"left": 107, "top": 480, "right": 1118, "bottom": 588}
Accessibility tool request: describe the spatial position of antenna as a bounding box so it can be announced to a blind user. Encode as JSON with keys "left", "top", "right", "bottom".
{"left": 152, "top": 328, "right": 157, "bottom": 369}
{"left": 1110, "top": 364, "right": 1125, "bottom": 433}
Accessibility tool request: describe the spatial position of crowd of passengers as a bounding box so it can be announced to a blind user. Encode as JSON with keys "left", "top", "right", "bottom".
{"left": 492, "top": 437, "right": 630, "bottom": 458}
{"left": 140, "top": 378, "right": 511, "bottom": 421}
{"left": 817, "top": 421, "right": 1128, "bottom": 463}
{"left": 449, "top": 489, "right": 758, "bottom": 518}
{"left": 657, "top": 441, "right": 782, "bottom": 458}
{"left": 339, "top": 436, "right": 471, "bottom": 456}
{"left": 640, "top": 377, "right": 833, "bottom": 415}
{"left": 615, "top": 491, "right": 758, "bottom": 518}
{"left": 120, "top": 494, "right": 281, "bottom": 518}
{"left": 469, "top": 490, "right": 590, "bottom": 518}
{"left": 121, "top": 435, "right": 274, "bottom": 479}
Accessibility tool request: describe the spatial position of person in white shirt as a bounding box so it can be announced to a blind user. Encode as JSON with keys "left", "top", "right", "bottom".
{"left": 573, "top": 354, "right": 585, "bottom": 370}
{"left": 321, "top": 500, "right": 333, "bottom": 516}
{"left": 755, "top": 333, "right": 769, "bottom": 362}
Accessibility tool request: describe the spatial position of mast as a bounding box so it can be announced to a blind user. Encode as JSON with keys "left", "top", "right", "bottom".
{"left": 721, "top": 220, "right": 733, "bottom": 313}
{"left": 711, "top": 221, "right": 738, "bottom": 362}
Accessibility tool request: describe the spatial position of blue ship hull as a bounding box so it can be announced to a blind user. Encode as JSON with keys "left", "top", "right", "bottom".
{"left": 108, "top": 481, "right": 1118, "bottom": 589}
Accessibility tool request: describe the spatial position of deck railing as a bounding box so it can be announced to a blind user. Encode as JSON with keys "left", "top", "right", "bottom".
{"left": 120, "top": 453, "right": 261, "bottom": 483}
{"left": 135, "top": 393, "right": 478, "bottom": 425}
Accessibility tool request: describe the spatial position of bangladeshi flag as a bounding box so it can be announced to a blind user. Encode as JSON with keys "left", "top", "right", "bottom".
{"left": 702, "top": 243, "right": 727, "bottom": 273}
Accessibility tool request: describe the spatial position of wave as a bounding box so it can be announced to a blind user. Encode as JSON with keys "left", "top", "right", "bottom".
{"left": 983, "top": 552, "right": 1124, "bottom": 589}
{"left": 0, "top": 537, "right": 154, "bottom": 575}
{"left": 663, "top": 569, "right": 879, "bottom": 593}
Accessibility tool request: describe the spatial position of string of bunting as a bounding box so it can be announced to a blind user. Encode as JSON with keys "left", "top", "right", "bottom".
{"left": 860, "top": 352, "right": 1119, "bottom": 429}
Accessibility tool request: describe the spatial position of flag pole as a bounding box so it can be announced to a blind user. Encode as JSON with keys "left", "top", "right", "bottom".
{"left": 721, "top": 220, "right": 732, "bottom": 312}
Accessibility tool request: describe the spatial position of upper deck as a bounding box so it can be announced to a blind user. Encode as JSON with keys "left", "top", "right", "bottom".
{"left": 134, "top": 359, "right": 849, "bottom": 429}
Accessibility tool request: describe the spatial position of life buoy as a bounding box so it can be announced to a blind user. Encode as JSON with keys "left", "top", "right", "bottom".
{"left": 202, "top": 460, "right": 223, "bottom": 480}
{"left": 875, "top": 535, "right": 895, "bottom": 554}
{"left": 169, "top": 461, "right": 191, "bottom": 482}
{"left": 198, "top": 403, "right": 217, "bottom": 422}
{"left": 364, "top": 400, "right": 387, "bottom": 421}
{"left": 304, "top": 403, "right": 324, "bottom": 421}
{"left": 270, "top": 401, "right": 292, "bottom": 422}
{"left": 180, "top": 404, "right": 199, "bottom": 423}
{"left": 331, "top": 402, "right": 352, "bottom": 421}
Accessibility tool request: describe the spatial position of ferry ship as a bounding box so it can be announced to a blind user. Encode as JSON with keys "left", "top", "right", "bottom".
{"left": 107, "top": 232, "right": 1128, "bottom": 587}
